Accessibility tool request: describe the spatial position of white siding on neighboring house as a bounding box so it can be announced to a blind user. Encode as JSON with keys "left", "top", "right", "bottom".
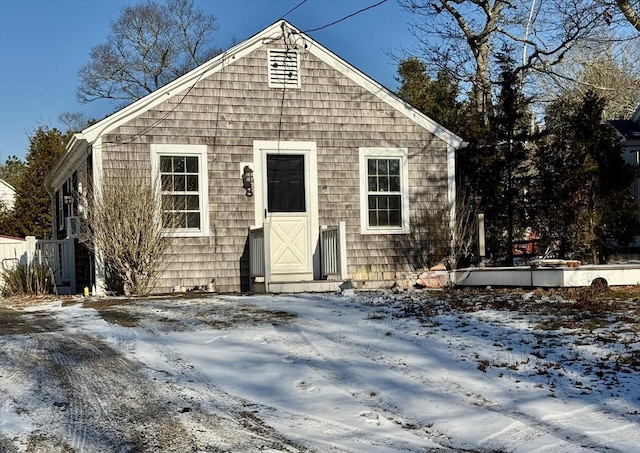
{"left": 0, "top": 180, "right": 16, "bottom": 211}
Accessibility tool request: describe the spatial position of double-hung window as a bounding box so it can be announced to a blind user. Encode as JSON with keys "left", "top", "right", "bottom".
{"left": 359, "top": 148, "right": 409, "bottom": 234}
{"left": 152, "top": 144, "right": 208, "bottom": 236}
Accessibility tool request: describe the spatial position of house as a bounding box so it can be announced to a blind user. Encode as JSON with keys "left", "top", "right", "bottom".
{"left": 610, "top": 104, "right": 640, "bottom": 247}
{"left": 45, "top": 20, "right": 465, "bottom": 295}
{"left": 0, "top": 179, "right": 16, "bottom": 211}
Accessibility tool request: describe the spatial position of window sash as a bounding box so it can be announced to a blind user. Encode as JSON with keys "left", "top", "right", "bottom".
{"left": 359, "top": 148, "right": 409, "bottom": 234}
{"left": 160, "top": 155, "right": 201, "bottom": 230}
{"left": 366, "top": 157, "right": 402, "bottom": 228}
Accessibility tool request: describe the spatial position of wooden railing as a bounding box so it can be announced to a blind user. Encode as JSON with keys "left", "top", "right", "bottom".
{"left": 35, "top": 239, "right": 75, "bottom": 286}
{"left": 248, "top": 225, "right": 265, "bottom": 278}
{"left": 320, "top": 221, "right": 347, "bottom": 279}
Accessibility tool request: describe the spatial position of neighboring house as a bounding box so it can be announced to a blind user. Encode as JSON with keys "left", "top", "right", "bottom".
{"left": 611, "top": 104, "right": 640, "bottom": 244}
{"left": 45, "top": 20, "right": 465, "bottom": 295}
{"left": 0, "top": 179, "right": 16, "bottom": 211}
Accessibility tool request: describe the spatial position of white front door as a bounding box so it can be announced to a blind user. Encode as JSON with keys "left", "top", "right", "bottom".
{"left": 253, "top": 141, "right": 319, "bottom": 282}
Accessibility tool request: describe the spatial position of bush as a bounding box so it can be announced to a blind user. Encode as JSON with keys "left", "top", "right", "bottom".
{"left": 1, "top": 262, "right": 53, "bottom": 297}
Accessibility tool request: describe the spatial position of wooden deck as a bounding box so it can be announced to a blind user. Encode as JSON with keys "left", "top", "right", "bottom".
{"left": 450, "top": 264, "right": 640, "bottom": 288}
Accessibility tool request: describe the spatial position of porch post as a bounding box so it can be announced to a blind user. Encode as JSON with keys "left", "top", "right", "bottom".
{"left": 264, "top": 220, "right": 271, "bottom": 293}
{"left": 339, "top": 221, "right": 347, "bottom": 281}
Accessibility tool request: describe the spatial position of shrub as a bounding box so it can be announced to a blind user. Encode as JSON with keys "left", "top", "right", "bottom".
{"left": 1, "top": 262, "right": 53, "bottom": 297}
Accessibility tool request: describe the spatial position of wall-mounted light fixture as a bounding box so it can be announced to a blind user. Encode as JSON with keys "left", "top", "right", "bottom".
{"left": 242, "top": 165, "right": 254, "bottom": 197}
{"left": 63, "top": 194, "right": 74, "bottom": 205}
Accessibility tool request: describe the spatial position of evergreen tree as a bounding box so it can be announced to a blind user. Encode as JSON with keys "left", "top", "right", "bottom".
{"left": 0, "top": 156, "right": 26, "bottom": 189}
{"left": 457, "top": 51, "right": 531, "bottom": 263}
{"left": 6, "top": 127, "right": 70, "bottom": 238}
{"left": 396, "top": 57, "right": 461, "bottom": 133}
{"left": 531, "top": 91, "right": 636, "bottom": 262}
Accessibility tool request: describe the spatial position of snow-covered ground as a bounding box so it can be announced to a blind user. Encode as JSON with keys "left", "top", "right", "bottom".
{"left": 0, "top": 288, "right": 639, "bottom": 452}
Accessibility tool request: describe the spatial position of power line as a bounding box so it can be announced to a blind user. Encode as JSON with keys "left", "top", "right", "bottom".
{"left": 282, "top": 0, "right": 309, "bottom": 18}
{"left": 303, "top": 0, "right": 388, "bottom": 33}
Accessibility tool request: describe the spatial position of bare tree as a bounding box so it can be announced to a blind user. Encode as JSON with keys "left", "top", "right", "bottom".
{"left": 539, "top": 38, "right": 640, "bottom": 119}
{"left": 393, "top": 191, "right": 479, "bottom": 271}
{"left": 77, "top": 0, "right": 220, "bottom": 103}
{"left": 614, "top": 0, "right": 640, "bottom": 31}
{"left": 81, "top": 172, "right": 174, "bottom": 296}
{"left": 399, "top": 0, "right": 618, "bottom": 117}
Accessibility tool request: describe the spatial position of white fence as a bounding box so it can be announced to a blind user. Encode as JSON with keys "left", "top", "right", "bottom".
{"left": 0, "top": 236, "right": 75, "bottom": 294}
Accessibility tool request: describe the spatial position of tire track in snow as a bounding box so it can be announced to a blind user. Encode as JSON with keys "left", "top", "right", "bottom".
{"left": 271, "top": 319, "right": 608, "bottom": 453}
{"left": 21, "top": 331, "right": 198, "bottom": 452}
{"left": 270, "top": 322, "right": 453, "bottom": 452}
{"left": 129, "top": 323, "right": 319, "bottom": 452}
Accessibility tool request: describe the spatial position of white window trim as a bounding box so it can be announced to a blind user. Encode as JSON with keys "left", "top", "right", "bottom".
{"left": 359, "top": 147, "right": 410, "bottom": 235}
{"left": 57, "top": 190, "right": 64, "bottom": 231}
{"left": 151, "top": 144, "right": 209, "bottom": 237}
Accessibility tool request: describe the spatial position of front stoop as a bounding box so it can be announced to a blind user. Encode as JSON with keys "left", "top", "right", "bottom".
{"left": 251, "top": 280, "right": 342, "bottom": 294}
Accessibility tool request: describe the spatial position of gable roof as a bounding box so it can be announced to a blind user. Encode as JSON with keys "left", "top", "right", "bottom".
{"left": 610, "top": 104, "right": 640, "bottom": 141}
{"left": 48, "top": 20, "right": 464, "bottom": 186}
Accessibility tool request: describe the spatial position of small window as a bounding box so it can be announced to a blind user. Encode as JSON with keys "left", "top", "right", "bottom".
{"left": 152, "top": 145, "right": 208, "bottom": 236}
{"left": 268, "top": 49, "right": 300, "bottom": 89}
{"left": 359, "top": 148, "right": 409, "bottom": 234}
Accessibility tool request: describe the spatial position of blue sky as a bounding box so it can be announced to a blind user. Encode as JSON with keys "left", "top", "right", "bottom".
{"left": 0, "top": 0, "right": 416, "bottom": 162}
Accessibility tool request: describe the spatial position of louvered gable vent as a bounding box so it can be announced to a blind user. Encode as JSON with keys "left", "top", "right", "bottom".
{"left": 268, "top": 49, "right": 300, "bottom": 88}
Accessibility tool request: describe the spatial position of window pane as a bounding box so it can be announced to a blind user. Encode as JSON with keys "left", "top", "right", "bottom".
{"left": 162, "top": 194, "right": 172, "bottom": 211}
{"left": 389, "top": 195, "right": 400, "bottom": 210}
{"left": 379, "top": 196, "right": 388, "bottom": 209}
{"left": 174, "top": 157, "right": 185, "bottom": 173}
{"left": 368, "top": 176, "right": 378, "bottom": 192}
{"left": 377, "top": 159, "right": 388, "bottom": 175}
{"left": 160, "top": 156, "right": 172, "bottom": 173}
{"left": 368, "top": 159, "right": 377, "bottom": 175}
{"left": 173, "top": 195, "right": 186, "bottom": 210}
{"left": 186, "top": 212, "right": 200, "bottom": 229}
{"left": 379, "top": 176, "right": 389, "bottom": 192}
{"left": 378, "top": 211, "right": 389, "bottom": 226}
{"left": 390, "top": 209, "right": 401, "bottom": 226}
{"left": 161, "top": 175, "right": 173, "bottom": 191}
{"left": 369, "top": 209, "right": 378, "bottom": 227}
{"left": 185, "top": 157, "right": 198, "bottom": 173}
{"left": 174, "top": 175, "right": 186, "bottom": 191}
{"left": 388, "top": 159, "right": 400, "bottom": 175}
{"left": 389, "top": 176, "right": 400, "bottom": 192}
{"left": 186, "top": 175, "right": 198, "bottom": 191}
{"left": 186, "top": 195, "right": 199, "bottom": 210}
{"left": 162, "top": 212, "right": 173, "bottom": 228}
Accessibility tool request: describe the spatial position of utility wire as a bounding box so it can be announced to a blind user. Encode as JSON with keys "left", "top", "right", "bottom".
{"left": 282, "top": 0, "right": 309, "bottom": 18}
{"left": 303, "top": 0, "right": 388, "bottom": 33}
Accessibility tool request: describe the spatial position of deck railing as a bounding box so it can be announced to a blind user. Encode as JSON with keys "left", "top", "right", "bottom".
{"left": 248, "top": 226, "right": 265, "bottom": 278}
{"left": 35, "top": 239, "right": 74, "bottom": 286}
{"left": 320, "top": 221, "right": 347, "bottom": 280}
